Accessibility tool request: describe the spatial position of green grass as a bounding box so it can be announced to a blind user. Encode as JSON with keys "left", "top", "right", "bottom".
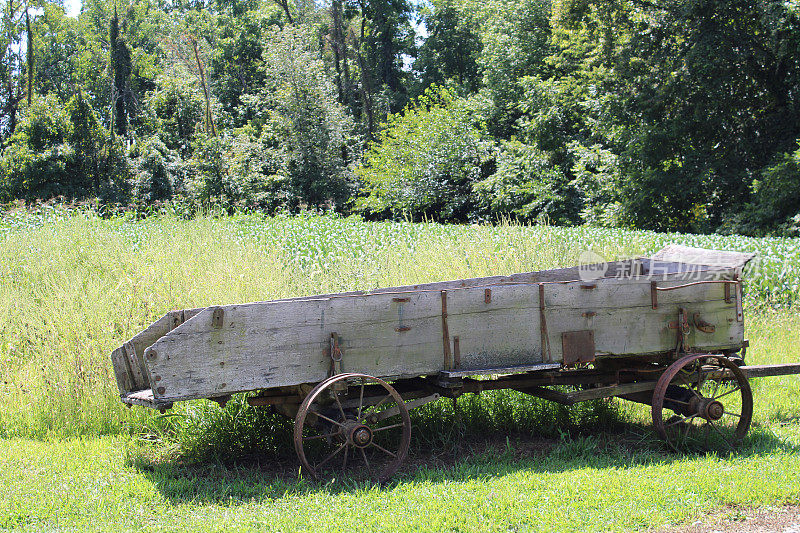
{"left": 1, "top": 208, "right": 799, "bottom": 531}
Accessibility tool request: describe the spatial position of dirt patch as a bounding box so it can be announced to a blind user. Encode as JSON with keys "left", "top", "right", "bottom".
{"left": 657, "top": 505, "right": 800, "bottom": 533}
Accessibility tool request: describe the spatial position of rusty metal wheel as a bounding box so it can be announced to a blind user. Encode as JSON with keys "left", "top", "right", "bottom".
{"left": 652, "top": 353, "right": 753, "bottom": 452}
{"left": 293, "top": 373, "right": 411, "bottom": 482}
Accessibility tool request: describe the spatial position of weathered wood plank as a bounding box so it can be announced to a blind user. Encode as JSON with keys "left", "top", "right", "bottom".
{"left": 541, "top": 275, "right": 733, "bottom": 310}
{"left": 441, "top": 363, "right": 560, "bottom": 378}
{"left": 142, "top": 273, "right": 746, "bottom": 402}
{"left": 543, "top": 300, "right": 742, "bottom": 361}
{"left": 110, "top": 346, "right": 135, "bottom": 394}
{"left": 123, "top": 341, "right": 147, "bottom": 390}
{"left": 652, "top": 245, "right": 756, "bottom": 269}
{"left": 740, "top": 363, "right": 800, "bottom": 379}
{"left": 145, "top": 284, "right": 547, "bottom": 400}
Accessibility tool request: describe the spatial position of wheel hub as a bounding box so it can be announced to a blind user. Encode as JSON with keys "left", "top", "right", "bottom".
{"left": 704, "top": 400, "right": 724, "bottom": 421}
{"left": 687, "top": 395, "right": 726, "bottom": 422}
{"left": 349, "top": 425, "right": 373, "bottom": 448}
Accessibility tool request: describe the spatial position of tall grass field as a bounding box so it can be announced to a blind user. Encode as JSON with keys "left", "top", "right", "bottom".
{"left": 1, "top": 207, "right": 799, "bottom": 532}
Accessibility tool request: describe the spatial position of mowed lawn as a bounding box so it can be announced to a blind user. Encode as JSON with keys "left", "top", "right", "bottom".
{"left": 1, "top": 211, "right": 799, "bottom": 532}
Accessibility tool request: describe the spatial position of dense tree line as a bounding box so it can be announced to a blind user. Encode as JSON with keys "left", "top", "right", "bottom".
{"left": 0, "top": 0, "right": 798, "bottom": 235}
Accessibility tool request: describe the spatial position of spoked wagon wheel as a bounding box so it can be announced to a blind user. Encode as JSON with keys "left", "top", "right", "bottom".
{"left": 652, "top": 353, "right": 753, "bottom": 452}
{"left": 293, "top": 372, "right": 411, "bottom": 482}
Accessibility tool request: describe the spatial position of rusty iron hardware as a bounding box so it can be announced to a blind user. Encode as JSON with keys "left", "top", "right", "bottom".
{"left": 580, "top": 284, "right": 597, "bottom": 290}
{"left": 212, "top": 307, "right": 224, "bottom": 328}
{"left": 735, "top": 280, "right": 744, "bottom": 322}
{"left": 651, "top": 281, "right": 659, "bottom": 309}
{"left": 395, "top": 326, "right": 411, "bottom": 332}
{"left": 328, "top": 333, "right": 347, "bottom": 390}
{"left": 484, "top": 288, "right": 492, "bottom": 304}
{"left": 724, "top": 283, "right": 732, "bottom": 303}
{"left": 156, "top": 386, "right": 166, "bottom": 395}
{"left": 693, "top": 313, "right": 716, "bottom": 333}
{"left": 675, "top": 308, "right": 691, "bottom": 354}
{"left": 441, "top": 290, "right": 452, "bottom": 370}
{"left": 146, "top": 350, "right": 157, "bottom": 360}
{"left": 392, "top": 297, "right": 410, "bottom": 303}
{"left": 453, "top": 336, "right": 461, "bottom": 368}
{"left": 582, "top": 311, "right": 596, "bottom": 318}
{"left": 650, "top": 280, "right": 739, "bottom": 310}
{"left": 539, "top": 284, "right": 552, "bottom": 362}
{"left": 562, "top": 330, "right": 596, "bottom": 365}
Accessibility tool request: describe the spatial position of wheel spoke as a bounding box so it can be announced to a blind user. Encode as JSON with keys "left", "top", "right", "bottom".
{"left": 708, "top": 421, "right": 735, "bottom": 450}
{"left": 722, "top": 410, "right": 742, "bottom": 418}
{"left": 360, "top": 447, "right": 373, "bottom": 478}
{"left": 678, "top": 375, "right": 704, "bottom": 401}
{"left": 683, "top": 417, "right": 693, "bottom": 440}
{"left": 372, "top": 422, "right": 404, "bottom": 433}
{"left": 309, "top": 409, "right": 345, "bottom": 428}
{"left": 303, "top": 431, "right": 340, "bottom": 441}
{"left": 696, "top": 368, "right": 708, "bottom": 393}
{"left": 713, "top": 386, "right": 741, "bottom": 401}
{"left": 356, "top": 379, "right": 366, "bottom": 421}
{"left": 333, "top": 391, "right": 347, "bottom": 421}
{"left": 711, "top": 377, "right": 721, "bottom": 399}
{"left": 370, "top": 442, "right": 397, "bottom": 458}
{"left": 317, "top": 443, "right": 347, "bottom": 469}
{"left": 666, "top": 413, "right": 699, "bottom": 427}
{"left": 362, "top": 394, "right": 392, "bottom": 420}
{"left": 666, "top": 398, "right": 692, "bottom": 406}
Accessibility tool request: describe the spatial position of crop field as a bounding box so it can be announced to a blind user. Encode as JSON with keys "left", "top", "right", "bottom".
{"left": 1, "top": 207, "right": 799, "bottom": 532}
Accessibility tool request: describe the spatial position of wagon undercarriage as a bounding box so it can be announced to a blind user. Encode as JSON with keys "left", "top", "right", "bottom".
{"left": 111, "top": 244, "right": 800, "bottom": 481}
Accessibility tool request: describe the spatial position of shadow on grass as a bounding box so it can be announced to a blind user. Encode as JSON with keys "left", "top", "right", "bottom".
{"left": 127, "top": 393, "right": 800, "bottom": 505}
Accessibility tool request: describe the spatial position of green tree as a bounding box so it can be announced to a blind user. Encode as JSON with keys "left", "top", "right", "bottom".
{"left": 66, "top": 89, "right": 104, "bottom": 193}
{"left": 606, "top": 0, "right": 800, "bottom": 232}
{"left": 0, "top": 0, "right": 27, "bottom": 138}
{"left": 356, "top": 86, "right": 490, "bottom": 220}
{"left": 0, "top": 94, "right": 72, "bottom": 200}
{"left": 476, "top": 0, "right": 552, "bottom": 138}
{"left": 259, "top": 24, "right": 355, "bottom": 210}
{"left": 210, "top": 3, "right": 281, "bottom": 125}
{"left": 142, "top": 76, "right": 205, "bottom": 157}
{"left": 109, "top": 5, "right": 133, "bottom": 136}
{"left": 414, "top": 0, "right": 482, "bottom": 95}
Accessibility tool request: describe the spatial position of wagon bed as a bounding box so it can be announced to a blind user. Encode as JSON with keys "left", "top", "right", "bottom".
{"left": 111, "top": 244, "right": 800, "bottom": 480}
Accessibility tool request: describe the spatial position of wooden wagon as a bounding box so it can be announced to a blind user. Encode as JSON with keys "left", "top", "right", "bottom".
{"left": 112, "top": 245, "right": 800, "bottom": 480}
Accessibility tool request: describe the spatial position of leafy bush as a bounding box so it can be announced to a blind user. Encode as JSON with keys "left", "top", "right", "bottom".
{"left": 356, "top": 86, "right": 491, "bottom": 220}
{"left": 131, "top": 137, "right": 180, "bottom": 205}
{"left": 142, "top": 76, "right": 205, "bottom": 157}
{"left": 474, "top": 139, "right": 574, "bottom": 223}
{"left": 0, "top": 93, "right": 131, "bottom": 204}
{"left": 186, "top": 131, "right": 290, "bottom": 212}
{"left": 0, "top": 95, "right": 74, "bottom": 201}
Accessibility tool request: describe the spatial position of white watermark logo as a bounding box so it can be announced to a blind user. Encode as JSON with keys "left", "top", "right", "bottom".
{"left": 578, "top": 250, "right": 609, "bottom": 281}
{"left": 576, "top": 248, "right": 760, "bottom": 282}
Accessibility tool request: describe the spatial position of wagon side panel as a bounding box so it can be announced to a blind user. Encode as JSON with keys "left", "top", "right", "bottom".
{"left": 143, "top": 292, "right": 447, "bottom": 401}
{"left": 143, "top": 284, "right": 549, "bottom": 401}
{"left": 541, "top": 277, "right": 744, "bottom": 361}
